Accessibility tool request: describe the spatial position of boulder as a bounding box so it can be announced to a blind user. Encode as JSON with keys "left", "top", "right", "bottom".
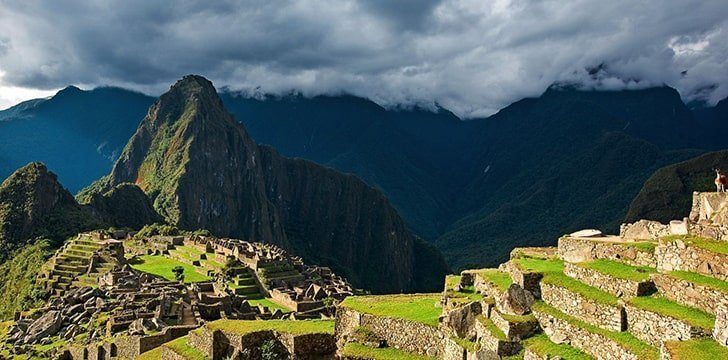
{"left": 128, "top": 318, "right": 165, "bottom": 335}
{"left": 496, "top": 284, "right": 535, "bottom": 315}
{"left": 441, "top": 301, "right": 482, "bottom": 338}
{"left": 570, "top": 229, "right": 603, "bottom": 238}
{"left": 23, "top": 310, "right": 63, "bottom": 343}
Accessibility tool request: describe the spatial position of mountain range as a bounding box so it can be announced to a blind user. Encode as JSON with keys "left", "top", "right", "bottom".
{"left": 1, "top": 79, "right": 727, "bottom": 271}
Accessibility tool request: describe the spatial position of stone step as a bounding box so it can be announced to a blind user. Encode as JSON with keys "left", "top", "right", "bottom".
{"left": 522, "top": 333, "right": 593, "bottom": 360}
{"left": 489, "top": 310, "right": 539, "bottom": 341}
{"left": 473, "top": 315, "right": 521, "bottom": 356}
{"left": 235, "top": 277, "right": 255, "bottom": 286}
{"left": 652, "top": 271, "right": 728, "bottom": 315}
{"left": 624, "top": 295, "right": 714, "bottom": 347}
{"left": 661, "top": 338, "right": 728, "bottom": 359}
{"left": 65, "top": 249, "right": 93, "bottom": 257}
{"left": 51, "top": 269, "right": 76, "bottom": 278}
{"left": 656, "top": 236, "right": 728, "bottom": 282}
{"left": 57, "top": 254, "right": 91, "bottom": 263}
{"left": 559, "top": 235, "right": 658, "bottom": 268}
{"left": 55, "top": 263, "right": 86, "bottom": 273}
{"left": 68, "top": 243, "right": 100, "bottom": 252}
{"left": 563, "top": 260, "right": 656, "bottom": 298}
{"left": 232, "top": 285, "right": 260, "bottom": 295}
{"left": 533, "top": 302, "right": 659, "bottom": 360}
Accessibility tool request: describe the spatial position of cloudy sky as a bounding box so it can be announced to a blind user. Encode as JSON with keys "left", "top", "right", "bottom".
{"left": 0, "top": 0, "right": 727, "bottom": 117}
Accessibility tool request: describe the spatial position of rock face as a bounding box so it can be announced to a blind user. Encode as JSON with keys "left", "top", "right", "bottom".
{"left": 79, "top": 183, "right": 162, "bottom": 229}
{"left": 82, "top": 75, "right": 448, "bottom": 293}
{"left": 496, "top": 283, "right": 535, "bottom": 316}
{"left": 23, "top": 310, "right": 62, "bottom": 343}
{"left": 0, "top": 163, "right": 100, "bottom": 262}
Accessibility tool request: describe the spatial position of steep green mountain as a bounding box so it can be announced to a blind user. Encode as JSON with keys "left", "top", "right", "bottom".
{"left": 78, "top": 183, "right": 162, "bottom": 229}
{"left": 625, "top": 150, "right": 728, "bottom": 224}
{"left": 0, "top": 86, "right": 154, "bottom": 192}
{"left": 0, "top": 240, "right": 52, "bottom": 320}
{"left": 0, "top": 163, "right": 100, "bottom": 262}
{"left": 83, "top": 75, "right": 448, "bottom": 293}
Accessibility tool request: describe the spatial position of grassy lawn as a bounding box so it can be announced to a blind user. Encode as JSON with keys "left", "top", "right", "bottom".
{"left": 473, "top": 269, "right": 512, "bottom": 292}
{"left": 164, "top": 336, "right": 206, "bottom": 360}
{"left": 444, "top": 275, "right": 483, "bottom": 303}
{"left": 518, "top": 256, "right": 619, "bottom": 306}
{"left": 247, "top": 298, "right": 292, "bottom": 312}
{"left": 129, "top": 255, "right": 210, "bottom": 283}
{"left": 662, "top": 235, "right": 728, "bottom": 255}
{"left": 664, "top": 338, "right": 728, "bottom": 359}
{"left": 341, "top": 343, "right": 434, "bottom": 360}
{"left": 627, "top": 295, "right": 715, "bottom": 329}
{"left": 668, "top": 271, "right": 728, "bottom": 293}
{"left": 577, "top": 259, "right": 655, "bottom": 282}
{"left": 524, "top": 333, "right": 593, "bottom": 360}
{"left": 205, "top": 319, "right": 334, "bottom": 335}
{"left": 340, "top": 294, "right": 442, "bottom": 327}
{"left": 533, "top": 302, "right": 658, "bottom": 360}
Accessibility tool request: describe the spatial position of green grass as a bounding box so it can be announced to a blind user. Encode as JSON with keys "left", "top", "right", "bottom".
{"left": 136, "top": 347, "right": 163, "bottom": 360}
{"left": 627, "top": 295, "right": 715, "bottom": 329}
{"left": 473, "top": 269, "right": 512, "bottom": 292}
{"left": 518, "top": 256, "right": 619, "bottom": 306}
{"left": 340, "top": 294, "right": 442, "bottom": 327}
{"left": 664, "top": 338, "right": 728, "bottom": 359}
{"left": 624, "top": 241, "right": 657, "bottom": 253}
{"left": 668, "top": 271, "right": 728, "bottom": 293}
{"left": 341, "top": 343, "right": 433, "bottom": 359}
{"left": 444, "top": 275, "right": 483, "bottom": 302}
{"left": 497, "top": 311, "right": 536, "bottom": 323}
{"left": 663, "top": 235, "right": 728, "bottom": 255}
{"left": 523, "top": 333, "right": 593, "bottom": 360}
{"left": 450, "top": 336, "right": 480, "bottom": 352}
{"left": 163, "top": 336, "right": 206, "bottom": 360}
{"left": 533, "top": 302, "right": 659, "bottom": 360}
{"left": 476, "top": 315, "right": 506, "bottom": 341}
{"left": 247, "top": 298, "right": 292, "bottom": 312}
{"left": 577, "top": 259, "right": 655, "bottom": 282}
{"left": 205, "top": 319, "right": 334, "bottom": 335}
{"left": 129, "top": 255, "right": 210, "bottom": 283}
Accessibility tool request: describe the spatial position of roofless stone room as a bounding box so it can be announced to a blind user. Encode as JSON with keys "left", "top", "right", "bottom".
{"left": 0, "top": 1, "right": 727, "bottom": 359}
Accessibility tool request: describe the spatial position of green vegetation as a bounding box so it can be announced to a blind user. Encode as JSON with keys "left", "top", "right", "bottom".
{"left": 205, "top": 319, "right": 334, "bottom": 335}
{"left": 664, "top": 338, "right": 728, "bottom": 359}
{"left": 341, "top": 343, "right": 434, "bottom": 360}
{"left": 476, "top": 315, "right": 506, "bottom": 340}
{"left": 524, "top": 333, "right": 593, "bottom": 359}
{"left": 164, "top": 336, "right": 206, "bottom": 360}
{"left": 444, "top": 275, "right": 483, "bottom": 303}
{"left": 627, "top": 295, "right": 715, "bottom": 329}
{"left": 340, "top": 294, "right": 442, "bottom": 327}
{"left": 497, "top": 311, "right": 536, "bottom": 323}
{"left": 450, "top": 336, "right": 480, "bottom": 352}
{"left": 473, "top": 269, "right": 512, "bottom": 292}
{"left": 663, "top": 235, "right": 728, "bottom": 255}
{"left": 0, "top": 240, "right": 52, "bottom": 320}
{"left": 514, "top": 256, "right": 563, "bottom": 274}
{"left": 129, "top": 255, "right": 210, "bottom": 283}
{"left": 577, "top": 259, "right": 655, "bottom": 282}
{"left": 533, "top": 302, "right": 659, "bottom": 360}
{"left": 623, "top": 241, "right": 657, "bottom": 253}
{"left": 247, "top": 298, "right": 292, "bottom": 312}
{"left": 136, "top": 347, "right": 163, "bottom": 360}
{"left": 133, "top": 223, "right": 180, "bottom": 239}
{"left": 668, "top": 271, "right": 728, "bottom": 293}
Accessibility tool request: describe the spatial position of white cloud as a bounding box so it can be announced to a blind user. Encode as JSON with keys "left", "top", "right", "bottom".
{"left": 0, "top": 0, "right": 727, "bottom": 117}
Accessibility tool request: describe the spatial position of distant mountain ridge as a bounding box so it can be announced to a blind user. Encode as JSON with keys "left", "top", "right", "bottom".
{"left": 2, "top": 81, "right": 727, "bottom": 270}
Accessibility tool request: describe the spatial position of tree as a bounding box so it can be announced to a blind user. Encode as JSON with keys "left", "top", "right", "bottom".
{"left": 172, "top": 266, "right": 185, "bottom": 282}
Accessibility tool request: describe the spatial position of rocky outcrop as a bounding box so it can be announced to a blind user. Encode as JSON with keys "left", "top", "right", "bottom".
{"left": 496, "top": 284, "right": 534, "bottom": 316}
{"left": 79, "top": 183, "right": 161, "bottom": 229}
{"left": 81, "top": 75, "right": 448, "bottom": 293}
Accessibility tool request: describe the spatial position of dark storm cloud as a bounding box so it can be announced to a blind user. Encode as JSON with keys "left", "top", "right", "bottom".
{"left": 0, "top": 0, "right": 727, "bottom": 117}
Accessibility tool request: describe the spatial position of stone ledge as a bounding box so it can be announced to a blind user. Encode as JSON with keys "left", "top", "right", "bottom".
{"left": 558, "top": 236, "right": 657, "bottom": 267}
{"left": 540, "top": 282, "right": 625, "bottom": 332}
{"left": 564, "top": 262, "right": 655, "bottom": 298}
{"left": 624, "top": 303, "right": 712, "bottom": 347}
{"left": 656, "top": 238, "right": 728, "bottom": 281}
{"left": 652, "top": 273, "right": 727, "bottom": 315}
{"left": 473, "top": 316, "right": 521, "bottom": 356}
{"left": 490, "top": 310, "right": 539, "bottom": 341}
{"left": 501, "top": 260, "right": 544, "bottom": 298}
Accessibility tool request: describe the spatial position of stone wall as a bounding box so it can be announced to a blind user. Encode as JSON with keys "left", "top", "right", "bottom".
{"left": 473, "top": 317, "right": 520, "bottom": 356}
{"left": 563, "top": 262, "right": 655, "bottom": 298}
{"left": 558, "top": 236, "right": 657, "bottom": 267}
{"left": 533, "top": 308, "right": 640, "bottom": 360}
{"left": 501, "top": 261, "right": 543, "bottom": 298}
{"left": 715, "top": 303, "right": 728, "bottom": 347}
{"left": 625, "top": 304, "right": 710, "bottom": 347}
{"left": 490, "top": 311, "right": 538, "bottom": 341}
{"left": 540, "top": 283, "right": 625, "bottom": 332}
{"left": 656, "top": 239, "right": 728, "bottom": 281}
{"left": 440, "top": 301, "right": 482, "bottom": 338}
{"left": 689, "top": 192, "right": 728, "bottom": 225}
{"left": 335, "top": 307, "right": 445, "bottom": 357}
{"left": 652, "top": 274, "right": 725, "bottom": 314}
{"left": 620, "top": 220, "right": 671, "bottom": 240}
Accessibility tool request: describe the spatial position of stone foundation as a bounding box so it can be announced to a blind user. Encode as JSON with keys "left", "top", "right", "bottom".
{"left": 490, "top": 311, "right": 539, "bottom": 341}
{"left": 473, "top": 317, "right": 520, "bottom": 356}
{"left": 652, "top": 274, "right": 726, "bottom": 315}
{"left": 625, "top": 304, "right": 711, "bottom": 347}
{"left": 533, "top": 308, "right": 640, "bottom": 360}
{"left": 656, "top": 239, "right": 728, "bottom": 281}
{"left": 620, "top": 220, "right": 671, "bottom": 240}
{"left": 540, "top": 283, "right": 625, "bottom": 332}
{"left": 558, "top": 236, "right": 657, "bottom": 267}
{"left": 564, "top": 262, "right": 655, "bottom": 298}
{"left": 501, "top": 261, "right": 544, "bottom": 298}
{"left": 715, "top": 303, "right": 728, "bottom": 347}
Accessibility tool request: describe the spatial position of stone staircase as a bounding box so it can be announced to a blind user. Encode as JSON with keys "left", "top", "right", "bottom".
{"left": 227, "top": 266, "right": 263, "bottom": 298}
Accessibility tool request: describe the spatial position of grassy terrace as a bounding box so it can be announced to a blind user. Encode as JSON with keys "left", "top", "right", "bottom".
{"left": 340, "top": 294, "right": 442, "bottom": 327}
{"left": 163, "top": 336, "right": 206, "bottom": 360}
{"left": 627, "top": 295, "right": 715, "bottom": 329}
{"left": 473, "top": 269, "right": 512, "bottom": 292}
{"left": 662, "top": 235, "right": 728, "bottom": 255}
{"left": 247, "top": 298, "right": 292, "bottom": 312}
{"left": 664, "top": 338, "right": 728, "bottom": 359}
{"left": 576, "top": 259, "right": 655, "bottom": 282}
{"left": 668, "top": 271, "right": 728, "bottom": 293}
{"left": 204, "top": 319, "right": 334, "bottom": 335}
{"left": 136, "top": 347, "right": 162, "bottom": 360}
{"left": 341, "top": 343, "right": 434, "bottom": 360}
{"left": 476, "top": 315, "right": 507, "bottom": 341}
{"left": 523, "top": 333, "right": 593, "bottom": 360}
{"left": 516, "top": 256, "right": 619, "bottom": 306}
{"left": 532, "top": 302, "right": 659, "bottom": 360}
{"left": 444, "top": 275, "right": 483, "bottom": 303}
{"left": 129, "top": 255, "right": 211, "bottom": 283}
